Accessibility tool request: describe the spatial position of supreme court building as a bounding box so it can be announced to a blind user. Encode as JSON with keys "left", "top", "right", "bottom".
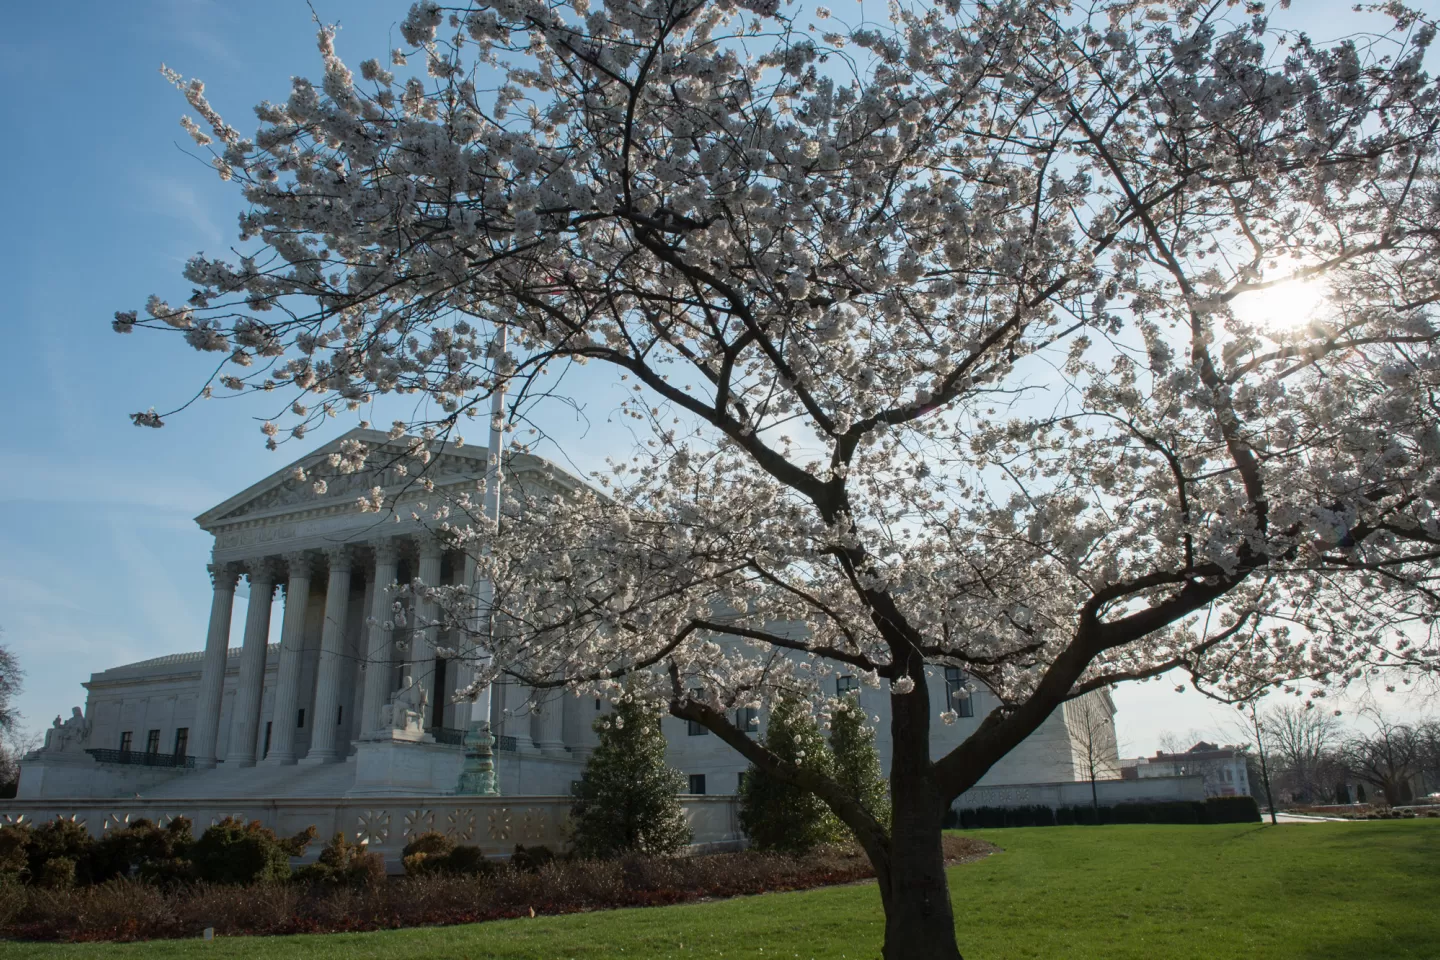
{"left": 12, "top": 429, "right": 1126, "bottom": 858}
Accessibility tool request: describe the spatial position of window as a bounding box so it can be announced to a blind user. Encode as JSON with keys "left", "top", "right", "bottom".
{"left": 735, "top": 707, "right": 759, "bottom": 735}
{"left": 688, "top": 774, "right": 707, "bottom": 795}
{"left": 297, "top": 708, "right": 305, "bottom": 729}
{"left": 945, "top": 667, "right": 974, "bottom": 718}
{"left": 118, "top": 731, "right": 133, "bottom": 754}
{"left": 145, "top": 729, "right": 161, "bottom": 755}
{"left": 173, "top": 727, "right": 189, "bottom": 758}
{"left": 836, "top": 675, "right": 858, "bottom": 695}
{"left": 263, "top": 721, "right": 273, "bottom": 759}
{"left": 687, "top": 690, "right": 707, "bottom": 735}
{"left": 595, "top": 698, "right": 602, "bottom": 711}
{"left": 337, "top": 705, "right": 343, "bottom": 726}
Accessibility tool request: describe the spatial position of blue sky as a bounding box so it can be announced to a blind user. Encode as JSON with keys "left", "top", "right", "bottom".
{"left": 0, "top": 0, "right": 1428, "bottom": 755}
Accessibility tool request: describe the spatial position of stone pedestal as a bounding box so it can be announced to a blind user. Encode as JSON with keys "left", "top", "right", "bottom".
{"left": 347, "top": 738, "right": 463, "bottom": 796}
{"left": 456, "top": 721, "right": 499, "bottom": 796}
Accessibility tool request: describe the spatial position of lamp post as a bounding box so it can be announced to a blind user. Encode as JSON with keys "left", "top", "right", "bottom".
{"left": 457, "top": 327, "right": 507, "bottom": 796}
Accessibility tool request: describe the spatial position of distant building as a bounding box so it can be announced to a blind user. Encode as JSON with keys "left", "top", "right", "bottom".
{"left": 1122, "top": 741, "right": 1251, "bottom": 797}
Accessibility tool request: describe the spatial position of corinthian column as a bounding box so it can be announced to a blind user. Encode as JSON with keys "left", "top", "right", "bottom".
{"left": 192, "top": 562, "right": 239, "bottom": 768}
{"left": 261, "top": 553, "right": 313, "bottom": 765}
{"left": 305, "top": 547, "right": 354, "bottom": 762}
{"left": 407, "top": 537, "right": 443, "bottom": 728}
{"left": 225, "top": 560, "right": 277, "bottom": 766}
{"left": 359, "top": 539, "right": 399, "bottom": 739}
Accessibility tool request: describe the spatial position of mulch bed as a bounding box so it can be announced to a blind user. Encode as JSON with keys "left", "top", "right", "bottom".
{"left": 0, "top": 835, "right": 996, "bottom": 943}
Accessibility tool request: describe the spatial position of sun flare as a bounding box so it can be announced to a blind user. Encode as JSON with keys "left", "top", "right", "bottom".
{"left": 1230, "top": 275, "right": 1331, "bottom": 332}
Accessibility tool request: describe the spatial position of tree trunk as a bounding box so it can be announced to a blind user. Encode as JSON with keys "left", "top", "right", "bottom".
{"left": 877, "top": 752, "right": 963, "bottom": 960}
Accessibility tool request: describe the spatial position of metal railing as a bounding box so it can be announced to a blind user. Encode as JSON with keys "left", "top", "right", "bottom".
{"left": 431, "top": 729, "right": 517, "bottom": 751}
{"left": 86, "top": 749, "right": 196, "bottom": 769}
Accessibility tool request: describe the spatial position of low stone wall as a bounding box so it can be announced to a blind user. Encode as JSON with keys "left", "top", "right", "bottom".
{"left": 0, "top": 795, "right": 743, "bottom": 869}
{"left": 956, "top": 774, "right": 1206, "bottom": 809}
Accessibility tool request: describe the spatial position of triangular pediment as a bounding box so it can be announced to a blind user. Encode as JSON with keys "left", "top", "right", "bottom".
{"left": 195, "top": 428, "right": 494, "bottom": 529}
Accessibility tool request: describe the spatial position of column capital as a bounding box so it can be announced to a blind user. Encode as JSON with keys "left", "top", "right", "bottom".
{"left": 207, "top": 562, "right": 241, "bottom": 590}
{"left": 243, "top": 557, "right": 281, "bottom": 588}
{"left": 284, "top": 552, "right": 315, "bottom": 578}
{"left": 325, "top": 545, "right": 356, "bottom": 573}
{"left": 416, "top": 536, "right": 444, "bottom": 561}
{"left": 372, "top": 538, "right": 401, "bottom": 565}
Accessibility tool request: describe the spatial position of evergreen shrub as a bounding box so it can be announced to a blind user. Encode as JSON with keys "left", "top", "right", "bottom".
{"left": 190, "top": 818, "right": 313, "bottom": 885}
{"left": 828, "top": 693, "right": 891, "bottom": 831}
{"left": 740, "top": 697, "right": 841, "bottom": 854}
{"left": 571, "top": 697, "right": 691, "bottom": 859}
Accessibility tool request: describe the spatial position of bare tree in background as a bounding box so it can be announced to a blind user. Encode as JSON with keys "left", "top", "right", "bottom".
{"left": 1229, "top": 706, "right": 1279, "bottom": 824}
{"left": 1340, "top": 708, "right": 1427, "bottom": 806}
{"left": 1263, "top": 704, "right": 1340, "bottom": 804}
{"left": 1065, "top": 690, "right": 1119, "bottom": 810}
{"left": 0, "top": 632, "right": 26, "bottom": 798}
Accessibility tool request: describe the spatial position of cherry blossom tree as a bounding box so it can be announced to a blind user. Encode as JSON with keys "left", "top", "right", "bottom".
{"left": 120, "top": 1, "right": 1440, "bottom": 956}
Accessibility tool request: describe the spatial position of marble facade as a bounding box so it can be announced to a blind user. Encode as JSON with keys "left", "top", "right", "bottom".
{"left": 17, "top": 427, "right": 1118, "bottom": 807}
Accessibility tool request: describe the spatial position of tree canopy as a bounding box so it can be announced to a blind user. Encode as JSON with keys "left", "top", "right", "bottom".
{"left": 124, "top": 1, "right": 1440, "bottom": 955}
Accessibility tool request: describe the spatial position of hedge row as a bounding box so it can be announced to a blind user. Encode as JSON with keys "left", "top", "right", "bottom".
{"left": 946, "top": 796, "right": 1261, "bottom": 829}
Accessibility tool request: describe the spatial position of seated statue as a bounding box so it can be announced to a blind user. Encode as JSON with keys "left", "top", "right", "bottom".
{"left": 42, "top": 707, "right": 89, "bottom": 754}
{"left": 379, "top": 675, "right": 429, "bottom": 736}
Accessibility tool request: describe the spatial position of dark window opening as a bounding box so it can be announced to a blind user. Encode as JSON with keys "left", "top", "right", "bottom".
{"left": 118, "top": 731, "right": 133, "bottom": 754}
{"left": 431, "top": 658, "right": 447, "bottom": 728}
{"left": 836, "top": 675, "right": 858, "bottom": 695}
{"left": 337, "top": 704, "right": 343, "bottom": 726}
{"left": 945, "top": 667, "right": 974, "bottom": 718}
{"left": 173, "top": 727, "right": 189, "bottom": 757}
{"left": 735, "top": 707, "right": 759, "bottom": 735}
{"left": 297, "top": 708, "right": 305, "bottom": 729}
{"left": 263, "top": 721, "right": 273, "bottom": 759}
{"left": 145, "top": 729, "right": 161, "bottom": 755}
{"left": 688, "top": 774, "right": 706, "bottom": 795}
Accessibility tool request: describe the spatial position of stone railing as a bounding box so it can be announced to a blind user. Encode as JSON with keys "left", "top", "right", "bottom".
{"left": 85, "top": 749, "right": 196, "bottom": 770}
{"left": 431, "top": 729, "right": 518, "bottom": 751}
{"left": 0, "top": 795, "right": 742, "bottom": 868}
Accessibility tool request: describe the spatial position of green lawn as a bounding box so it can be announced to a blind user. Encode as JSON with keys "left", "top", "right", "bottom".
{"left": 2, "top": 822, "right": 1435, "bottom": 960}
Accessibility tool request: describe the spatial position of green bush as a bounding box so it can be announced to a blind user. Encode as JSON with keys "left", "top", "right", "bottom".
{"left": 401, "top": 830, "right": 456, "bottom": 876}
{"left": 1205, "top": 796, "right": 1262, "bottom": 824}
{"left": 26, "top": 820, "right": 94, "bottom": 886}
{"left": 190, "top": 818, "right": 313, "bottom": 885}
{"left": 740, "top": 697, "right": 842, "bottom": 854}
{"left": 442, "top": 844, "right": 500, "bottom": 878}
{"left": 571, "top": 697, "right": 691, "bottom": 859}
{"left": 36, "top": 857, "right": 75, "bottom": 890}
{"left": 294, "top": 832, "right": 386, "bottom": 887}
{"left": 955, "top": 798, "right": 1258, "bottom": 828}
{"left": 0, "top": 826, "right": 31, "bottom": 880}
{"left": 828, "top": 694, "right": 890, "bottom": 832}
{"left": 511, "top": 844, "right": 555, "bottom": 873}
{"left": 90, "top": 818, "right": 195, "bottom": 885}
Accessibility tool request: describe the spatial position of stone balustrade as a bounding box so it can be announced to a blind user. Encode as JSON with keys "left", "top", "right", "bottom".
{"left": 0, "top": 796, "right": 743, "bottom": 869}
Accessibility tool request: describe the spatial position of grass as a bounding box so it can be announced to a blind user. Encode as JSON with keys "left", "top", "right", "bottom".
{"left": 1, "top": 821, "right": 1435, "bottom": 959}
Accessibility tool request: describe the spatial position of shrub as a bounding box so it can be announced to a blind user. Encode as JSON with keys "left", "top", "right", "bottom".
{"left": 401, "top": 830, "right": 456, "bottom": 876}
{"left": 295, "top": 833, "right": 385, "bottom": 887}
{"left": 190, "top": 818, "right": 313, "bottom": 885}
{"left": 740, "top": 697, "right": 841, "bottom": 854}
{"left": 0, "top": 826, "right": 30, "bottom": 880}
{"left": 828, "top": 693, "right": 891, "bottom": 831}
{"left": 511, "top": 844, "right": 555, "bottom": 873}
{"left": 1205, "top": 796, "right": 1262, "bottom": 824}
{"left": 91, "top": 818, "right": 195, "bottom": 885}
{"left": 571, "top": 697, "right": 691, "bottom": 859}
{"left": 21, "top": 820, "right": 95, "bottom": 886}
{"left": 442, "top": 844, "right": 500, "bottom": 878}
{"left": 36, "top": 858, "right": 75, "bottom": 890}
